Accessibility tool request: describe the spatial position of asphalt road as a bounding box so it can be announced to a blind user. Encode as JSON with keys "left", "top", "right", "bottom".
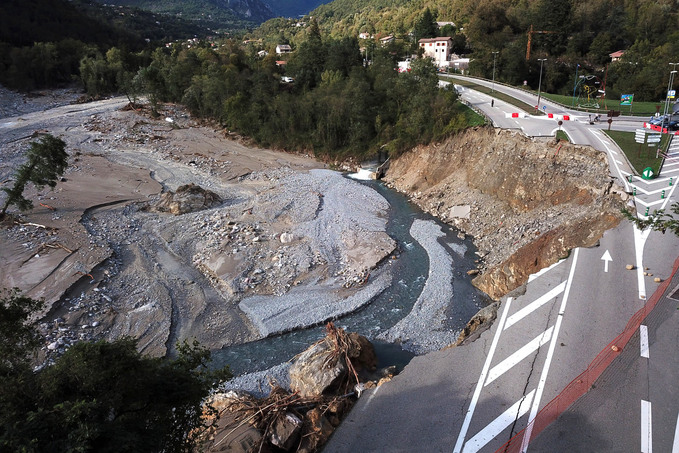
{"left": 529, "top": 258, "right": 679, "bottom": 452}
{"left": 325, "top": 77, "right": 679, "bottom": 452}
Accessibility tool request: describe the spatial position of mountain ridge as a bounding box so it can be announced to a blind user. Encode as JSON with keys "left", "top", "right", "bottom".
{"left": 90, "top": 0, "right": 275, "bottom": 25}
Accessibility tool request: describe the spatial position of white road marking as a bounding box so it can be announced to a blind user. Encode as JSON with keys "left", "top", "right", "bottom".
{"left": 658, "top": 180, "right": 679, "bottom": 210}
{"left": 520, "top": 248, "right": 579, "bottom": 452}
{"left": 359, "top": 385, "right": 381, "bottom": 413}
{"left": 642, "top": 399, "right": 653, "bottom": 453}
{"left": 504, "top": 282, "right": 566, "bottom": 330}
{"left": 601, "top": 250, "right": 612, "bottom": 272}
{"left": 453, "top": 298, "right": 513, "bottom": 453}
{"left": 485, "top": 326, "right": 554, "bottom": 386}
{"left": 528, "top": 259, "right": 565, "bottom": 282}
{"left": 589, "top": 129, "right": 629, "bottom": 192}
{"left": 672, "top": 411, "right": 679, "bottom": 453}
{"left": 640, "top": 325, "right": 649, "bottom": 358}
{"left": 634, "top": 226, "right": 651, "bottom": 299}
{"left": 462, "top": 390, "right": 536, "bottom": 453}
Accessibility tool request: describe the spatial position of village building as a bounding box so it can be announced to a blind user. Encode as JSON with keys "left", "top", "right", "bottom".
{"left": 609, "top": 50, "right": 625, "bottom": 62}
{"left": 418, "top": 37, "right": 454, "bottom": 68}
{"left": 379, "top": 35, "right": 395, "bottom": 46}
{"left": 276, "top": 44, "right": 292, "bottom": 55}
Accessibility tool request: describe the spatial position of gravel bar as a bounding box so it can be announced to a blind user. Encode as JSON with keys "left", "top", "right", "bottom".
{"left": 239, "top": 271, "right": 391, "bottom": 337}
{"left": 378, "top": 219, "right": 460, "bottom": 353}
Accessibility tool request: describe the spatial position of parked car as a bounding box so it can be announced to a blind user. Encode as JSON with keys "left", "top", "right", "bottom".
{"left": 648, "top": 115, "right": 668, "bottom": 125}
{"left": 667, "top": 120, "right": 679, "bottom": 131}
{"left": 280, "top": 76, "right": 294, "bottom": 83}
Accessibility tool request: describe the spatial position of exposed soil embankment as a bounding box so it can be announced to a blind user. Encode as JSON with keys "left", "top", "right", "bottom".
{"left": 384, "top": 127, "right": 628, "bottom": 299}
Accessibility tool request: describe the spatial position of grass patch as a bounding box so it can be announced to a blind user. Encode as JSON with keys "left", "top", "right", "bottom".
{"left": 448, "top": 77, "right": 542, "bottom": 114}
{"left": 456, "top": 101, "right": 486, "bottom": 127}
{"left": 603, "top": 130, "right": 669, "bottom": 175}
{"left": 539, "top": 93, "right": 664, "bottom": 116}
{"left": 556, "top": 130, "right": 570, "bottom": 142}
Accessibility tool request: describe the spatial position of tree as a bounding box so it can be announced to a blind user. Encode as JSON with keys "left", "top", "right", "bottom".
{"left": 414, "top": 8, "right": 438, "bottom": 41}
{"left": 0, "top": 289, "right": 231, "bottom": 452}
{"left": 0, "top": 288, "right": 44, "bottom": 375}
{"left": 623, "top": 204, "right": 679, "bottom": 236}
{"left": 1, "top": 134, "right": 68, "bottom": 219}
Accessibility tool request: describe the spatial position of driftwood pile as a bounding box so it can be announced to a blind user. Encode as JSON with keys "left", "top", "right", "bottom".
{"left": 201, "top": 323, "right": 395, "bottom": 453}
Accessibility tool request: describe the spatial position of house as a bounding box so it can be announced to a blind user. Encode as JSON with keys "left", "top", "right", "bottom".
{"left": 359, "top": 32, "right": 372, "bottom": 40}
{"left": 437, "top": 21, "right": 456, "bottom": 28}
{"left": 276, "top": 44, "right": 292, "bottom": 55}
{"left": 450, "top": 57, "right": 470, "bottom": 73}
{"left": 609, "top": 50, "right": 625, "bottom": 62}
{"left": 257, "top": 50, "right": 268, "bottom": 58}
{"left": 379, "top": 35, "right": 395, "bottom": 46}
{"left": 418, "top": 37, "right": 454, "bottom": 67}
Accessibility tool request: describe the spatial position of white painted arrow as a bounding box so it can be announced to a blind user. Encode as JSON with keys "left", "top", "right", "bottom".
{"left": 601, "top": 250, "right": 612, "bottom": 273}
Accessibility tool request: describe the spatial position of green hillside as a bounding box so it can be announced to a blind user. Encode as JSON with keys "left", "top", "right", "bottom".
{"left": 292, "top": 0, "right": 679, "bottom": 103}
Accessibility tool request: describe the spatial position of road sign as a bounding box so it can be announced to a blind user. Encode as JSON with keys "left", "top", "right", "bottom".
{"left": 668, "top": 90, "right": 676, "bottom": 100}
{"left": 642, "top": 167, "right": 655, "bottom": 180}
{"left": 647, "top": 134, "right": 661, "bottom": 143}
{"left": 621, "top": 94, "right": 633, "bottom": 105}
{"left": 635, "top": 129, "right": 646, "bottom": 144}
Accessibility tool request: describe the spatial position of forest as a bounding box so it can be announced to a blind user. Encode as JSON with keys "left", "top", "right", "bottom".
{"left": 310, "top": 0, "right": 679, "bottom": 102}
{"left": 85, "top": 21, "right": 476, "bottom": 159}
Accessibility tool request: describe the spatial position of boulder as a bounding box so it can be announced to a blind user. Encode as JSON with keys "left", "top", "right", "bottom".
{"left": 201, "top": 391, "right": 265, "bottom": 453}
{"left": 346, "top": 332, "right": 377, "bottom": 373}
{"left": 454, "top": 301, "right": 500, "bottom": 346}
{"left": 289, "top": 338, "right": 347, "bottom": 398}
{"left": 268, "top": 412, "right": 303, "bottom": 450}
{"left": 297, "top": 408, "right": 334, "bottom": 453}
{"left": 279, "top": 232, "right": 294, "bottom": 243}
{"left": 153, "top": 183, "right": 221, "bottom": 215}
{"left": 289, "top": 325, "right": 376, "bottom": 398}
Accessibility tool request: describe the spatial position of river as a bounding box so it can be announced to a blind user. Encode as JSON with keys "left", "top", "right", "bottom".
{"left": 210, "top": 177, "right": 491, "bottom": 376}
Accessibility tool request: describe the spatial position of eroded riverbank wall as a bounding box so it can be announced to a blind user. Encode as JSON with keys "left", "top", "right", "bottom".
{"left": 383, "top": 127, "right": 628, "bottom": 299}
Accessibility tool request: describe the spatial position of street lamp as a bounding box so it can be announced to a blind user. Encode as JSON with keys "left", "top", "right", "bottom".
{"left": 536, "top": 58, "right": 547, "bottom": 113}
{"left": 571, "top": 63, "right": 580, "bottom": 107}
{"left": 491, "top": 51, "right": 499, "bottom": 93}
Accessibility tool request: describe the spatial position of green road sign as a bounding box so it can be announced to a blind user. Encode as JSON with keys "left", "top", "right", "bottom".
{"left": 642, "top": 167, "right": 655, "bottom": 180}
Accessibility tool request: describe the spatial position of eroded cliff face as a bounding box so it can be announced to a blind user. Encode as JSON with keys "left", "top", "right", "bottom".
{"left": 384, "top": 127, "right": 628, "bottom": 299}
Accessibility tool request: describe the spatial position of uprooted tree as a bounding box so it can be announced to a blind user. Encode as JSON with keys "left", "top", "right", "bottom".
{"left": 0, "top": 134, "right": 68, "bottom": 219}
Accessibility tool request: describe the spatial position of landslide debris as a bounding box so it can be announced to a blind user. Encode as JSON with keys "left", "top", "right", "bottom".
{"left": 384, "top": 127, "right": 628, "bottom": 299}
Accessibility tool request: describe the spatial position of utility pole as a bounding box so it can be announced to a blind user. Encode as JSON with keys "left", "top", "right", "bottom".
{"left": 491, "top": 51, "right": 499, "bottom": 93}
{"left": 536, "top": 58, "right": 547, "bottom": 113}
{"left": 663, "top": 63, "right": 679, "bottom": 128}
